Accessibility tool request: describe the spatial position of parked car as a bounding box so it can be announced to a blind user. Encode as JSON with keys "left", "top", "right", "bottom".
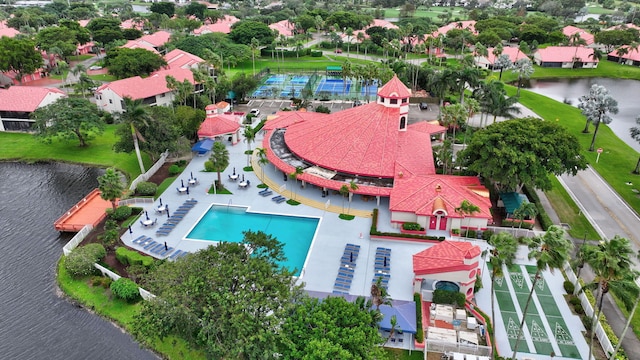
{"left": 89, "top": 65, "right": 102, "bottom": 70}
{"left": 419, "top": 102, "right": 429, "bottom": 110}
{"left": 352, "top": 100, "right": 363, "bottom": 107}
{"left": 334, "top": 49, "right": 343, "bottom": 54}
{"left": 249, "top": 109, "right": 260, "bottom": 116}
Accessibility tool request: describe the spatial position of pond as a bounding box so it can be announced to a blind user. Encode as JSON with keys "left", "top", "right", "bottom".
{"left": 0, "top": 162, "right": 156, "bottom": 359}
{"left": 526, "top": 77, "right": 640, "bottom": 152}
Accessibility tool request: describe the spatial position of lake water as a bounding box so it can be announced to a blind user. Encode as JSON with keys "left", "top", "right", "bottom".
{"left": 0, "top": 162, "right": 157, "bottom": 359}
{"left": 526, "top": 78, "right": 640, "bottom": 152}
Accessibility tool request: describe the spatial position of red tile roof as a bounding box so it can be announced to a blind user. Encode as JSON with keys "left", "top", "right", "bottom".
{"left": 197, "top": 114, "right": 240, "bottom": 138}
{"left": 121, "top": 40, "right": 159, "bottom": 54}
{"left": 120, "top": 19, "right": 144, "bottom": 30}
{"left": 193, "top": 15, "right": 239, "bottom": 34}
{"left": 413, "top": 240, "right": 481, "bottom": 275}
{"left": 432, "top": 20, "right": 477, "bottom": 37}
{"left": 605, "top": 23, "right": 640, "bottom": 32}
{"left": 486, "top": 46, "right": 529, "bottom": 64}
{"left": 562, "top": 25, "right": 595, "bottom": 45}
{"left": 0, "top": 26, "right": 19, "bottom": 38}
{"left": 390, "top": 175, "right": 491, "bottom": 217}
{"left": 377, "top": 75, "right": 411, "bottom": 99}
{"left": 535, "top": 46, "right": 597, "bottom": 63}
{"left": 96, "top": 67, "right": 195, "bottom": 100}
{"left": 139, "top": 30, "right": 171, "bottom": 47}
{"left": 164, "top": 49, "right": 204, "bottom": 69}
{"left": 0, "top": 87, "right": 66, "bottom": 112}
{"left": 283, "top": 102, "right": 426, "bottom": 177}
{"left": 269, "top": 20, "right": 296, "bottom": 37}
{"left": 370, "top": 19, "right": 399, "bottom": 30}
{"left": 608, "top": 46, "right": 640, "bottom": 62}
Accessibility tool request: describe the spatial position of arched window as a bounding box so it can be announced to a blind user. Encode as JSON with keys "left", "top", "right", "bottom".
{"left": 399, "top": 116, "right": 406, "bottom": 130}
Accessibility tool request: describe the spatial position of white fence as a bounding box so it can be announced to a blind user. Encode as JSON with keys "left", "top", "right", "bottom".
{"left": 118, "top": 197, "right": 155, "bottom": 207}
{"left": 564, "top": 262, "right": 614, "bottom": 358}
{"left": 426, "top": 339, "right": 492, "bottom": 357}
{"left": 128, "top": 151, "right": 169, "bottom": 191}
{"left": 62, "top": 225, "right": 94, "bottom": 256}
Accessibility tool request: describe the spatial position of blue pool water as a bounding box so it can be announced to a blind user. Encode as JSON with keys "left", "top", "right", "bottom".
{"left": 186, "top": 205, "right": 319, "bottom": 275}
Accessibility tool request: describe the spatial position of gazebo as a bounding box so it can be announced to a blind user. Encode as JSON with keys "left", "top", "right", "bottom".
{"left": 197, "top": 104, "right": 241, "bottom": 144}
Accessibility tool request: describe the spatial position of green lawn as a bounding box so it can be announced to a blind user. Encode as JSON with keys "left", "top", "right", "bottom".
{"left": 88, "top": 73, "right": 119, "bottom": 82}
{"left": 69, "top": 54, "right": 95, "bottom": 62}
{"left": 381, "top": 6, "right": 466, "bottom": 19}
{"left": 228, "top": 55, "right": 374, "bottom": 76}
{"left": 385, "top": 348, "right": 424, "bottom": 360}
{"left": 500, "top": 61, "right": 640, "bottom": 83}
{"left": 545, "top": 176, "right": 601, "bottom": 240}
{"left": 0, "top": 125, "right": 149, "bottom": 180}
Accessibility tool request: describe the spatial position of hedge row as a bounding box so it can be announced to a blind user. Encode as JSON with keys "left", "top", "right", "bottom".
{"left": 370, "top": 209, "right": 445, "bottom": 241}
{"left": 414, "top": 293, "right": 424, "bottom": 343}
{"left": 522, "top": 184, "right": 554, "bottom": 230}
{"left": 115, "top": 247, "right": 154, "bottom": 268}
{"left": 433, "top": 289, "right": 466, "bottom": 307}
{"left": 261, "top": 48, "right": 312, "bottom": 58}
{"left": 501, "top": 219, "right": 535, "bottom": 230}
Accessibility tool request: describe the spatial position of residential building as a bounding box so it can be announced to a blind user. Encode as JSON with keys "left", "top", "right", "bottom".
{"left": 269, "top": 20, "right": 297, "bottom": 38}
{"left": 474, "top": 46, "right": 528, "bottom": 69}
{"left": 0, "top": 86, "right": 66, "bottom": 131}
{"left": 607, "top": 46, "right": 640, "bottom": 66}
{"left": 533, "top": 46, "right": 598, "bottom": 68}
{"left": 193, "top": 15, "right": 239, "bottom": 35}
{"left": 121, "top": 30, "right": 171, "bottom": 53}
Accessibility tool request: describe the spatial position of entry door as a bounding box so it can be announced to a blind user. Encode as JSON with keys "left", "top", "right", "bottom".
{"left": 429, "top": 216, "right": 437, "bottom": 230}
{"left": 439, "top": 216, "right": 447, "bottom": 230}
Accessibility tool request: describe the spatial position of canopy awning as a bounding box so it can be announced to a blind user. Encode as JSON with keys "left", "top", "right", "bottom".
{"left": 500, "top": 192, "right": 529, "bottom": 216}
{"left": 192, "top": 139, "right": 214, "bottom": 154}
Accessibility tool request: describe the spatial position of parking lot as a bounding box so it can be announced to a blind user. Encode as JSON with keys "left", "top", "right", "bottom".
{"left": 236, "top": 99, "right": 440, "bottom": 125}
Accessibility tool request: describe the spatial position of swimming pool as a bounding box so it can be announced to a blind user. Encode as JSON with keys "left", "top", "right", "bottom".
{"left": 186, "top": 205, "right": 319, "bottom": 276}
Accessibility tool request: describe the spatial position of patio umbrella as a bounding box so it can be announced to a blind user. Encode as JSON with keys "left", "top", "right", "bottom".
{"left": 186, "top": 187, "right": 190, "bottom": 195}
{"left": 181, "top": 179, "right": 184, "bottom": 187}
{"left": 350, "top": 252, "right": 353, "bottom": 263}
{"left": 128, "top": 225, "right": 132, "bottom": 234}
{"left": 190, "top": 172, "right": 193, "bottom": 179}
{"left": 242, "top": 174, "right": 245, "bottom": 182}
{"left": 233, "top": 167, "right": 236, "bottom": 175}
{"left": 145, "top": 211, "right": 149, "bottom": 220}
{"left": 166, "top": 205, "right": 170, "bottom": 218}
{"left": 159, "top": 198, "right": 162, "bottom": 206}
{"left": 384, "top": 256, "right": 387, "bottom": 267}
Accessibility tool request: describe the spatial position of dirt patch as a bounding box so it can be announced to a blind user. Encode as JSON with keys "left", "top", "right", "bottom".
{"left": 147, "top": 161, "right": 173, "bottom": 185}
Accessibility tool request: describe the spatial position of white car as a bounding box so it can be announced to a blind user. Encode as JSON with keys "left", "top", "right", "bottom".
{"left": 89, "top": 65, "right": 102, "bottom": 70}
{"left": 249, "top": 109, "right": 260, "bottom": 116}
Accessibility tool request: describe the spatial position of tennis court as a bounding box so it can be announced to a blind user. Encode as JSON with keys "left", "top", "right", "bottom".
{"left": 315, "top": 77, "right": 352, "bottom": 95}
{"left": 290, "top": 75, "right": 310, "bottom": 85}
{"left": 264, "top": 74, "right": 287, "bottom": 85}
{"left": 493, "top": 264, "right": 581, "bottom": 359}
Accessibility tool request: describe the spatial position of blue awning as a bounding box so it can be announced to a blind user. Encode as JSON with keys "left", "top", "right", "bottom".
{"left": 500, "top": 192, "right": 529, "bottom": 216}
{"left": 192, "top": 139, "right": 214, "bottom": 154}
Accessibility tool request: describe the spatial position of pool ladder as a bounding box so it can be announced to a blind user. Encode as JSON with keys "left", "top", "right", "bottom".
{"left": 226, "top": 199, "right": 232, "bottom": 212}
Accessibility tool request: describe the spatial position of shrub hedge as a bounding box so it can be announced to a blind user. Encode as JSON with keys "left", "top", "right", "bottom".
{"left": 135, "top": 181, "right": 158, "bottom": 196}
{"left": 564, "top": 280, "right": 575, "bottom": 294}
{"left": 107, "top": 205, "right": 132, "bottom": 221}
{"left": 65, "top": 244, "right": 106, "bottom": 278}
{"left": 523, "top": 184, "right": 553, "bottom": 230}
{"left": 168, "top": 164, "right": 181, "bottom": 176}
{"left": 402, "top": 222, "right": 423, "bottom": 231}
{"left": 110, "top": 278, "right": 141, "bottom": 302}
{"left": 115, "top": 247, "right": 154, "bottom": 268}
{"left": 414, "top": 293, "right": 424, "bottom": 343}
{"left": 432, "top": 289, "right": 465, "bottom": 307}
{"left": 501, "top": 219, "right": 534, "bottom": 230}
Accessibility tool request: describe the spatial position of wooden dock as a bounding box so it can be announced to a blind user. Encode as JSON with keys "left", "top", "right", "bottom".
{"left": 54, "top": 189, "right": 114, "bottom": 232}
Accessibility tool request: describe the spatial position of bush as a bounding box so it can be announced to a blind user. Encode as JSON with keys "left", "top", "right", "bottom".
{"left": 243, "top": 166, "right": 253, "bottom": 172}
{"left": 402, "top": 222, "right": 423, "bottom": 231}
{"left": 432, "top": 289, "right": 465, "bottom": 307}
{"left": 115, "top": 247, "right": 154, "bottom": 268}
{"left": 481, "top": 229, "right": 494, "bottom": 240}
{"left": 135, "top": 181, "right": 158, "bottom": 196}
{"left": 466, "top": 229, "right": 477, "bottom": 238}
{"left": 64, "top": 244, "right": 106, "bottom": 278}
{"left": 110, "top": 278, "right": 141, "bottom": 302}
{"left": 569, "top": 296, "right": 581, "bottom": 307}
{"left": 204, "top": 160, "right": 215, "bottom": 172}
{"left": 168, "top": 164, "right": 181, "bottom": 176}
{"left": 574, "top": 304, "right": 584, "bottom": 315}
{"left": 315, "top": 105, "right": 331, "bottom": 114}
{"left": 339, "top": 213, "right": 355, "bottom": 220}
{"left": 310, "top": 50, "right": 323, "bottom": 57}
{"left": 107, "top": 205, "right": 132, "bottom": 221}
{"left": 564, "top": 280, "right": 575, "bottom": 294}
{"left": 370, "top": 208, "right": 445, "bottom": 241}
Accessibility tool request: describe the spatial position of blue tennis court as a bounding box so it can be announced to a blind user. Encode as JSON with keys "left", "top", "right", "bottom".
{"left": 290, "top": 76, "right": 310, "bottom": 85}
{"left": 264, "top": 75, "right": 287, "bottom": 85}
{"left": 316, "top": 78, "right": 351, "bottom": 95}
{"left": 361, "top": 84, "right": 378, "bottom": 96}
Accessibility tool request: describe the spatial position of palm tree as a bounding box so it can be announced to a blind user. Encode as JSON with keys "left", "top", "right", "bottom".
{"left": 511, "top": 58, "right": 534, "bottom": 97}
{"left": 513, "top": 201, "right": 537, "bottom": 236}
{"left": 289, "top": 166, "right": 303, "bottom": 200}
{"left": 371, "top": 276, "right": 391, "bottom": 311}
{"left": 121, "top": 97, "right": 151, "bottom": 174}
{"left": 243, "top": 126, "right": 255, "bottom": 166}
{"left": 494, "top": 54, "right": 512, "bottom": 81}
{"left": 339, "top": 184, "right": 349, "bottom": 214}
{"left": 489, "top": 92, "right": 521, "bottom": 125}
{"left": 583, "top": 236, "right": 639, "bottom": 360}
{"left": 98, "top": 168, "right": 124, "bottom": 211}
{"left": 256, "top": 147, "right": 269, "bottom": 181}
{"left": 455, "top": 200, "right": 480, "bottom": 237}
{"left": 250, "top": 37, "right": 260, "bottom": 76}
{"left": 455, "top": 66, "right": 481, "bottom": 104}
{"left": 630, "top": 116, "right": 640, "bottom": 174}
{"left": 341, "top": 60, "right": 352, "bottom": 96}
{"left": 488, "top": 232, "right": 517, "bottom": 352}
{"left": 577, "top": 84, "right": 619, "bottom": 151}
{"left": 610, "top": 275, "right": 640, "bottom": 360}
{"left": 70, "top": 63, "right": 86, "bottom": 82}
{"left": 615, "top": 46, "right": 630, "bottom": 64}
{"left": 345, "top": 28, "right": 354, "bottom": 57}
{"left": 511, "top": 225, "right": 573, "bottom": 359}
{"left": 440, "top": 103, "right": 467, "bottom": 146}
{"left": 209, "top": 141, "right": 230, "bottom": 190}
{"left": 347, "top": 180, "right": 359, "bottom": 214}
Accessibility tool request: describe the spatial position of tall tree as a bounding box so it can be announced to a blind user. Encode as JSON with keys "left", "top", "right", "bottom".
{"left": 97, "top": 168, "right": 124, "bottom": 211}
{"left": 104, "top": 48, "right": 167, "bottom": 79}
{"left": 289, "top": 166, "right": 304, "bottom": 201}
{"left": 279, "top": 295, "right": 386, "bottom": 359}
{"left": 494, "top": 54, "right": 512, "bottom": 81}
{"left": 440, "top": 103, "right": 467, "bottom": 146}
{"left": 512, "top": 226, "right": 573, "bottom": 359}
{"left": 511, "top": 58, "right": 534, "bottom": 97}
{"left": 209, "top": 141, "right": 229, "bottom": 190}
{"left": 460, "top": 117, "right": 587, "bottom": 192}
{"left": 0, "top": 37, "right": 43, "bottom": 79}
{"left": 133, "top": 231, "right": 303, "bottom": 359}
{"left": 347, "top": 180, "right": 359, "bottom": 214}
{"left": 256, "top": 147, "right": 269, "bottom": 181}
{"left": 455, "top": 199, "right": 481, "bottom": 237}
{"left": 488, "top": 231, "right": 517, "bottom": 352}
{"left": 31, "top": 97, "right": 104, "bottom": 147}
{"left": 243, "top": 126, "right": 255, "bottom": 166}
{"left": 577, "top": 84, "right": 619, "bottom": 151}
{"left": 630, "top": 116, "right": 640, "bottom": 174}
{"left": 120, "top": 97, "right": 150, "bottom": 174}
{"left": 610, "top": 275, "right": 640, "bottom": 360}
{"left": 583, "top": 236, "right": 639, "bottom": 360}
{"left": 249, "top": 37, "right": 260, "bottom": 76}
{"left": 513, "top": 201, "right": 537, "bottom": 236}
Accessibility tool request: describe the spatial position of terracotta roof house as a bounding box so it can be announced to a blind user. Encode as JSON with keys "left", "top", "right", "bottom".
{"left": 121, "top": 31, "right": 171, "bottom": 53}
{"left": 432, "top": 20, "right": 477, "bottom": 38}
{"left": 412, "top": 240, "right": 482, "bottom": 300}
{"left": 120, "top": 40, "right": 160, "bottom": 54}
{"left": 605, "top": 23, "right": 640, "bottom": 33}
{"left": 562, "top": 25, "right": 595, "bottom": 46}
{"left": 164, "top": 49, "right": 204, "bottom": 70}
{"left": 607, "top": 46, "right": 640, "bottom": 66}
{"left": 370, "top": 19, "right": 399, "bottom": 30}
{"left": 474, "top": 46, "right": 529, "bottom": 69}
{"left": 197, "top": 104, "right": 241, "bottom": 144}
{"left": 95, "top": 67, "right": 198, "bottom": 113}
{"left": 261, "top": 75, "right": 491, "bottom": 235}
{"left": 0, "top": 24, "right": 20, "bottom": 38}
{"left": 533, "top": 46, "right": 598, "bottom": 68}
{"left": 193, "top": 15, "right": 239, "bottom": 35}
{"left": 0, "top": 87, "right": 66, "bottom": 131}
{"left": 269, "top": 20, "right": 297, "bottom": 38}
